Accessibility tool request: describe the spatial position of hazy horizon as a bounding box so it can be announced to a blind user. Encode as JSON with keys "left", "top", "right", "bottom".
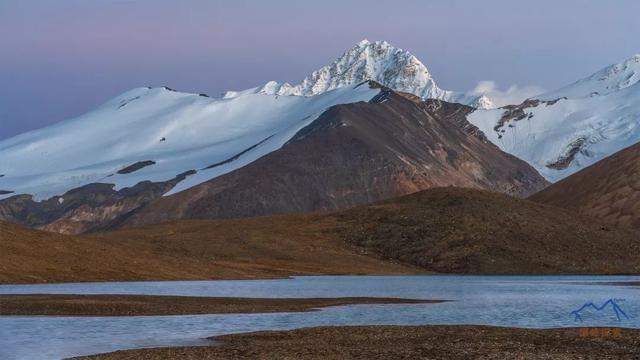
{"left": 1, "top": 0, "right": 639, "bottom": 140}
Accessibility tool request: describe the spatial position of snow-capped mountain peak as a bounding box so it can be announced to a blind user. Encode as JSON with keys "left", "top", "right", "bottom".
{"left": 279, "top": 39, "right": 449, "bottom": 99}
{"left": 224, "top": 40, "right": 492, "bottom": 108}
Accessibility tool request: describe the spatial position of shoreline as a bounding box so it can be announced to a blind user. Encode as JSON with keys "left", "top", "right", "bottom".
{"left": 0, "top": 294, "right": 440, "bottom": 316}
{"left": 71, "top": 325, "right": 640, "bottom": 359}
{"left": 4, "top": 273, "right": 640, "bottom": 286}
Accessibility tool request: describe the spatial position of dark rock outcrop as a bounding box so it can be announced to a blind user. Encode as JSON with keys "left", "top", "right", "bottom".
{"left": 117, "top": 160, "right": 156, "bottom": 174}
{"left": 0, "top": 170, "right": 195, "bottom": 234}
{"left": 493, "top": 98, "right": 565, "bottom": 139}
{"left": 545, "top": 137, "right": 587, "bottom": 170}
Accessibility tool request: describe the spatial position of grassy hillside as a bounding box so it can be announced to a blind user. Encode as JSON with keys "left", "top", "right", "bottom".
{"left": 2, "top": 187, "right": 638, "bottom": 283}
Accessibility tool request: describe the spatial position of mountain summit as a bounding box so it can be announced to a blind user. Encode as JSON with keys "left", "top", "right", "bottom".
{"left": 226, "top": 40, "right": 490, "bottom": 108}
{"left": 275, "top": 39, "right": 451, "bottom": 99}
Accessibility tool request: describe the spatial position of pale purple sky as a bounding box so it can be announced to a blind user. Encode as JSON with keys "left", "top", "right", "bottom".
{"left": 1, "top": 0, "right": 639, "bottom": 140}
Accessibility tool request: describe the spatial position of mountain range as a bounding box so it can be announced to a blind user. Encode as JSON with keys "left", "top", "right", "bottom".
{"left": 1, "top": 40, "right": 640, "bottom": 235}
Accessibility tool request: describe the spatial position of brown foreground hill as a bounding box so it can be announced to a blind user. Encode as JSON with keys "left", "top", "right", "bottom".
{"left": 0, "top": 215, "right": 420, "bottom": 284}
{"left": 530, "top": 142, "right": 640, "bottom": 229}
{"left": 2, "top": 187, "right": 638, "bottom": 284}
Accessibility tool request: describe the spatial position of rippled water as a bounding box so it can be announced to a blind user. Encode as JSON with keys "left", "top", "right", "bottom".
{"left": 1, "top": 275, "right": 638, "bottom": 360}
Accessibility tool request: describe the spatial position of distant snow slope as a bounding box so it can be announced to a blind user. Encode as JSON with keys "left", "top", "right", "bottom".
{"left": 539, "top": 55, "right": 640, "bottom": 100}
{"left": 0, "top": 84, "right": 379, "bottom": 200}
{"left": 468, "top": 55, "right": 640, "bottom": 182}
{"left": 223, "top": 40, "right": 491, "bottom": 108}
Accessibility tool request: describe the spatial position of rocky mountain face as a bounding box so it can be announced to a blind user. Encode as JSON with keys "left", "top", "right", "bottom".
{"left": 122, "top": 85, "right": 547, "bottom": 228}
{"left": 529, "top": 142, "right": 640, "bottom": 229}
{"left": 0, "top": 171, "right": 194, "bottom": 235}
{"left": 467, "top": 54, "right": 640, "bottom": 182}
{"left": 224, "top": 40, "right": 489, "bottom": 107}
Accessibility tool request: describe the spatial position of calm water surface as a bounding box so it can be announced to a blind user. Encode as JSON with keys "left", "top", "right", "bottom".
{"left": 1, "top": 275, "right": 638, "bottom": 360}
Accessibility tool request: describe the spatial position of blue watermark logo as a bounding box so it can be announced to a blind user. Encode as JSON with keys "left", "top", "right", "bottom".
{"left": 571, "top": 298, "right": 629, "bottom": 322}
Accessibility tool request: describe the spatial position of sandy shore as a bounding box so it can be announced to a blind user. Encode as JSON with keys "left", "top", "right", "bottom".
{"left": 0, "top": 294, "right": 438, "bottom": 316}
{"left": 72, "top": 325, "right": 640, "bottom": 359}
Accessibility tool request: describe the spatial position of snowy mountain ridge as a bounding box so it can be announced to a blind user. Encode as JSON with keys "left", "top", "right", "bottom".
{"left": 0, "top": 83, "right": 380, "bottom": 201}
{"left": 468, "top": 54, "right": 640, "bottom": 182}
{"left": 224, "top": 40, "right": 492, "bottom": 108}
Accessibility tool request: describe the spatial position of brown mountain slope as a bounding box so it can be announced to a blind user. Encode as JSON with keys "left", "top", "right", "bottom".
{"left": 530, "top": 142, "right": 640, "bottom": 229}
{"left": 0, "top": 218, "right": 422, "bottom": 284}
{"left": 2, "top": 187, "right": 637, "bottom": 284}
{"left": 337, "top": 187, "right": 638, "bottom": 274}
{"left": 123, "top": 88, "right": 547, "bottom": 228}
